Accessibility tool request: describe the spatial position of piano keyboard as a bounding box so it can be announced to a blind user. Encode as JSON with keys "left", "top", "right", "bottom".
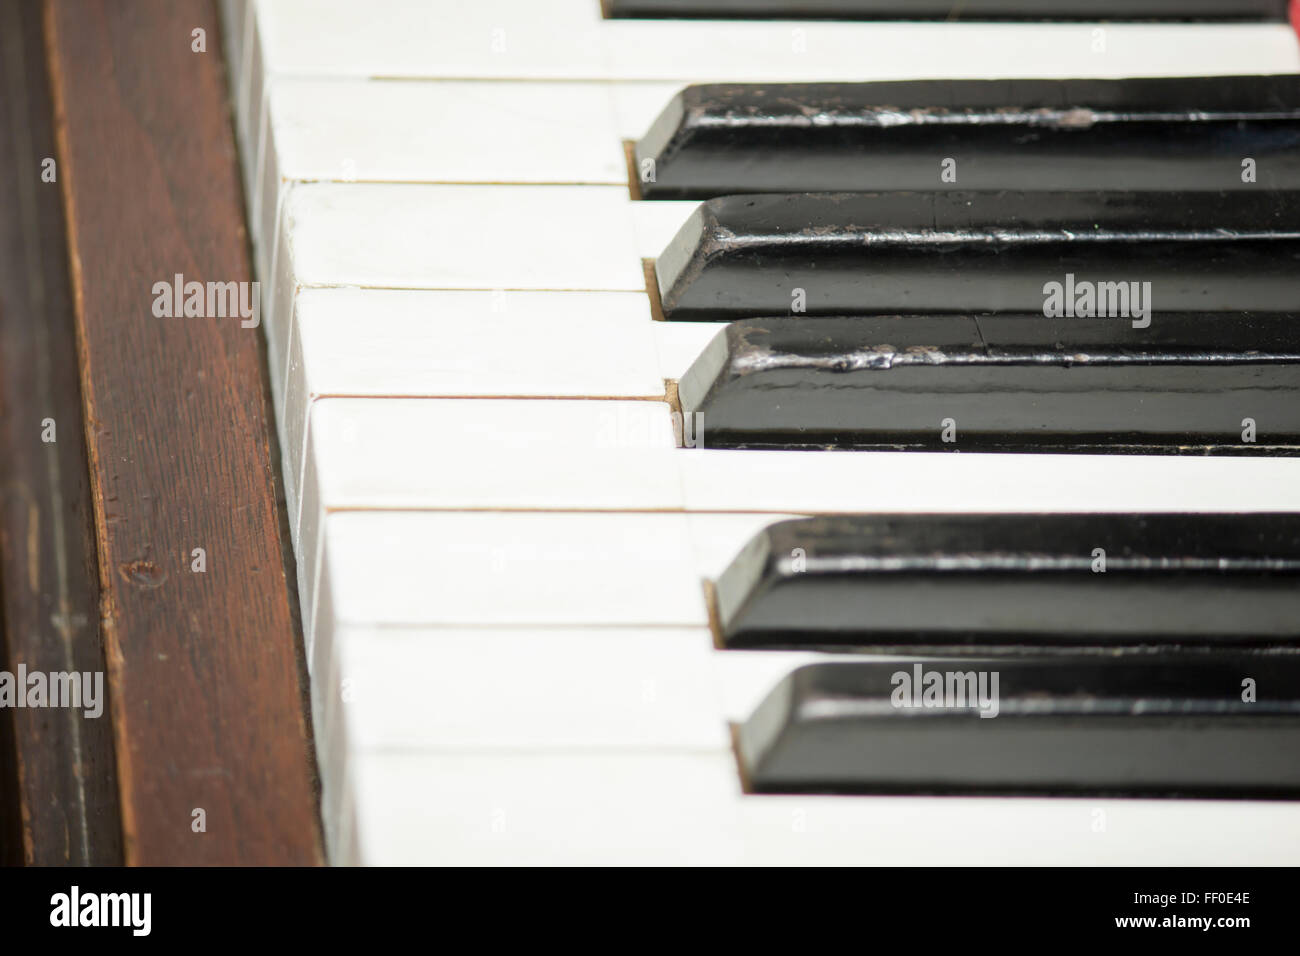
{"left": 221, "top": 0, "right": 1300, "bottom": 865}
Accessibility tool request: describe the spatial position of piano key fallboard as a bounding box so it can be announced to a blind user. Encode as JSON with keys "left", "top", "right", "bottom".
{"left": 221, "top": 0, "right": 1300, "bottom": 865}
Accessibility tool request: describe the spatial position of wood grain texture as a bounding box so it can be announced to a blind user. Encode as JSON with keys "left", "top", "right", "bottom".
{"left": 45, "top": 0, "right": 320, "bottom": 865}
{"left": 0, "top": 0, "right": 122, "bottom": 866}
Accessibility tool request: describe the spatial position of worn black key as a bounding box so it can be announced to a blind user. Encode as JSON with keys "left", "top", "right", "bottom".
{"left": 739, "top": 658, "right": 1300, "bottom": 796}
{"left": 679, "top": 314, "right": 1300, "bottom": 451}
{"left": 636, "top": 76, "right": 1300, "bottom": 199}
{"left": 609, "top": 1, "right": 1290, "bottom": 20}
{"left": 656, "top": 191, "right": 1300, "bottom": 321}
{"left": 715, "top": 514, "right": 1300, "bottom": 650}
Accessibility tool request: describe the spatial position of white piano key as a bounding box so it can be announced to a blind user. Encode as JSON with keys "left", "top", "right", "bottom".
{"left": 253, "top": 79, "right": 636, "bottom": 248}
{"left": 282, "top": 183, "right": 646, "bottom": 291}
{"left": 304, "top": 510, "right": 797, "bottom": 685}
{"left": 268, "top": 79, "right": 633, "bottom": 186}
{"left": 293, "top": 397, "right": 1300, "bottom": 634}
{"left": 250, "top": 0, "right": 609, "bottom": 82}
{"left": 263, "top": 185, "right": 666, "bottom": 425}
{"left": 296, "top": 395, "right": 1300, "bottom": 524}
{"left": 292, "top": 288, "right": 667, "bottom": 400}
{"left": 349, "top": 751, "right": 744, "bottom": 866}
{"left": 734, "top": 794, "right": 1300, "bottom": 866}
{"left": 330, "top": 626, "right": 728, "bottom": 751}
{"left": 266, "top": 292, "right": 687, "bottom": 524}
{"left": 266, "top": 190, "right": 693, "bottom": 460}
{"left": 308, "top": 626, "right": 864, "bottom": 814}
{"left": 602, "top": 20, "right": 1300, "bottom": 83}
{"left": 238, "top": 1, "right": 604, "bottom": 224}
{"left": 680, "top": 450, "right": 1300, "bottom": 515}
{"left": 315, "top": 511, "right": 710, "bottom": 636}
{"left": 252, "top": 77, "right": 687, "bottom": 254}
{"left": 307, "top": 397, "right": 677, "bottom": 502}
{"left": 296, "top": 399, "right": 683, "bottom": 568}
{"left": 321, "top": 624, "right": 871, "bottom": 753}
{"left": 307, "top": 580, "right": 863, "bottom": 756}
{"left": 279, "top": 289, "right": 670, "bottom": 523}
{"left": 346, "top": 750, "right": 1300, "bottom": 865}
{"left": 249, "top": 0, "right": 1300, "bottom": 83}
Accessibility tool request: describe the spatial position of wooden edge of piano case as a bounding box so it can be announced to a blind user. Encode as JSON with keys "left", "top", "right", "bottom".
{"left": 20, "top": 0, "right": 322, "bottom": 865}
{"left": 0, "top": 0, "right": 123, "bottom": 867}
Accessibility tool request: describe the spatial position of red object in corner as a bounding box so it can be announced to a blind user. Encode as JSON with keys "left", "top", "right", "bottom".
{"left": 1292, "top": 0, "right": 1300, "bottom": 40}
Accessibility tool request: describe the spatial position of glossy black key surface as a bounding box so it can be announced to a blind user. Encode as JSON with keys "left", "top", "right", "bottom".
{"left": 655, "top": 191, "right": 1300, "bottom": 321}
{"left": 714, "top": 514, "right": 1300, "bottom": 650}
{"left": 679, "top": 315, "right": 1300, "bottom": 451}
{"left": 739, "top": 658, "right": 1300, "bottom": 796}
{"left": 609, "top": 0, "right": 1291, "bottom": 19}
{"left": 636, "top": 77, "right": 1300, "bottom": 199}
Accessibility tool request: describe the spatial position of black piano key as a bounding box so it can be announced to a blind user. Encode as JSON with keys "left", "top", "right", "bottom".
{"left": 678, "top": 314, "right": 1300, "bottom": 451}
{"left": 609, "top": 0, "right": 1290, "bottom": 19}
{"left": 739, "top": 658, "right": 1300, "bottom": 796}
{"left": 656, "top": 191, "right": 1300, "bottom": 321}
{"left": 636, "top": 77, "right": 1300, "bottom": 199}
{"left": 714, "top": 514, "right": 1300, "bottom": 650}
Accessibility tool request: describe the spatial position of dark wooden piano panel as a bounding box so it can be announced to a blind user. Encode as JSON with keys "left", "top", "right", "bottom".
{"left": 0, "top": 0, "right": 122, "bottom": 867}
{"left": 0, "top": 0, "right": 321, "bottom": 865}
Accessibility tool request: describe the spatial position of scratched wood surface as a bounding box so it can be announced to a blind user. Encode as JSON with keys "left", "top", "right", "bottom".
{"left": 44, "top": 0, "right": 320, "bottom": 864}
{"left": 0, "top": 0, "right": 122, "bottom": 866}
